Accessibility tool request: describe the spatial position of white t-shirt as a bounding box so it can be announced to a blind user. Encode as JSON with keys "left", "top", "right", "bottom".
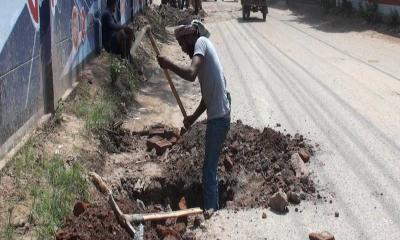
{"left": 194, "top": 37, "right": 231, "bottom": 120}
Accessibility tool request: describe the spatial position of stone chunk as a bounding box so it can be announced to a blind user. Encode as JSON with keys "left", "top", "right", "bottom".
{"left": 269, "top": 189, "right": 288, "bottom": 213}
{"left": 290, "top": 153, "right": 309, "bottom": 178}
{"left": 309, "top": 231, "right": 335, "bottom": 240}
{"left": 298, "top": 148, "right": 310, "bottom": 163}
{"left": 287, "top": 191, "right": 301, "bottom": 205}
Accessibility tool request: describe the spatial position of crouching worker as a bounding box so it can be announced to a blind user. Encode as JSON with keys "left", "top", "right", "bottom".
{"left": 101, "top": 0, "right": 135, "bottom": 59}
{"left": 157, "top": 20, "right": 231, "bottom": 218}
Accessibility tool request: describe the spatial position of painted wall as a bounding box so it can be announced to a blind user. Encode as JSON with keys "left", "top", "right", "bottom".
{"left": 0, "top": 0, "right": 145, "bottom": 159}
{"left": 0, "top": 0, "right": 42, "bottom": 148}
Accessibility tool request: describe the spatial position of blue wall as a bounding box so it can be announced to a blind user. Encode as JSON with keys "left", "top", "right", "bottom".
{"left": 0, "top": 0, "right": 145, "bottom": 154}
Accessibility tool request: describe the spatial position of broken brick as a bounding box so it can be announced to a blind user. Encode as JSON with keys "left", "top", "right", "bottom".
{"left": 298, "top": 148, "right": 310, "bottom": 163}
{"left": 179, "top": 197, "right": 187, "bottom": 210}
{"left": 146, "top": 137, "right": 172, "bottom": 155}
{"left": 146, "top": 136, "right": 162, "bottom": 151}
{"left": 309, "top": 231, "right": 335, "bottom": 240}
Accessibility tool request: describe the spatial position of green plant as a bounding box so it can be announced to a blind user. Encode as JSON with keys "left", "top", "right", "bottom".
{"left": 110, "top": 56, "right": 124, "bottom": 83}
{"left": 53, "top": 99, "right": 65, "bottom": 125}
{"left": 1, "top": 208, "right": 16, "bottom": 239}
{"left": 1, "top": 224, "right": 16, "bottom": 240}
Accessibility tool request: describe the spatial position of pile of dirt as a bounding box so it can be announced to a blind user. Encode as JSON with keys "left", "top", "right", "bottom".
{"left": 56, "top": 198, "right": 198, "bottom": 240}
{"left": 156, "top": 5, "right": 206, "bottom": 26}
{"left": 56, "top": 200, "right": 132, "bottom": 240}
{"left": 98, "top": 121, "right": 134, "bottom": 153}
{"left": 122, "top": 120, "right": 316, "bottom": 210}
{"left": 56, "top": 121, "right": 317, "bottom": 240}
{"left": 134, "top": 5, "right": 206, "bottom": 40}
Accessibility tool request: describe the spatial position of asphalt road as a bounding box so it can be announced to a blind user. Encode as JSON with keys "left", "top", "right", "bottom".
{"left": 194, "top": 1, "right": 400, "bottom": 239}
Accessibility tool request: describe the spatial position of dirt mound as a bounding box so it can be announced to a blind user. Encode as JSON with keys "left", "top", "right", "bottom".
{"left": 134, "top": 5, "right": 206, "bottom": 40}
{"left": 56, "top": 199, "right": 135, "bottom": 240}
{"left": 122, "top": 120, "right": 316, "bottom": 210}
{"left": 56, "top": 198, "right": 196, "bottom": 240}
{"left": 56, "top": 121, "right": 317, "bottom": 239}
{"left": 98, "top": 121, "right": 134, "bottom": 153}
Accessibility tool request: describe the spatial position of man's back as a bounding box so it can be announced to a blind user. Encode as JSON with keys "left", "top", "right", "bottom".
{"left": 101, "top": 8, "right": 118, "bottom": 51}
{"left": 194, "top": 36, "right": 230, "bottom": 120}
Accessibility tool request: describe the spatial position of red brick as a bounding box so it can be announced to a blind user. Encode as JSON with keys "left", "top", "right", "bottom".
{"left": 309, "top": 231, "right": 335, "bottom": 240}
{"left": 179, "top": 197, "right": 187, "bottom": 210}
{"left": 146, "top": 136, "right": 162, "bottom": 151}
{"left": 154, "top": 139, "right": 172, "bottom": 155}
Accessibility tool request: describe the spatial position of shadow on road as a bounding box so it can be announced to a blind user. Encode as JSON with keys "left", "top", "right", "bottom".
{"left": 237, "top": 17, "right": 265, "bottom": 23}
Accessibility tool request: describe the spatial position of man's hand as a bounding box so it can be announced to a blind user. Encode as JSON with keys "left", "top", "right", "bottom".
{"left": 157, "top": 55, "right": 171, "bottom": 70}
{"left": 183, "top": 115, "right": 197, "bottom": 129}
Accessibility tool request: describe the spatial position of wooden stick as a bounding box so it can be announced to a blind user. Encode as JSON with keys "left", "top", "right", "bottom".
{"left": 146, "top": 30, "right": 188, "bottom": 118}
{"left": 130, "top": 25, "right": 151, "bottom": 56}
{"left": 89, "top": 172, "right": 136, "bottom": 236}
{"left": 126, "top": 207, "right": 203, "bottom": 222}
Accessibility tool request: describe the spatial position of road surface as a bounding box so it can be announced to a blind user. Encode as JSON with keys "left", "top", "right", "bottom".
{"left": 194, "top": 0, "right": 400, "bottom": 239}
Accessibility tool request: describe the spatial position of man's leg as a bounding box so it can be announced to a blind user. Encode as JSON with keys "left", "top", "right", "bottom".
{"left": 203, "top": 116, "right": 230, "bottom": 210}
{"left": 123, "top": 28, "right": 134, "bottom": 60}
{"left": 116, "top": 29, "right": 127, "bottom": 58}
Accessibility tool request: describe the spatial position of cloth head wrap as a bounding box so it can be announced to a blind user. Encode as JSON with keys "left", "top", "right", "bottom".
{"left": 174, "top": 20, "right": 210, "bottom": 40}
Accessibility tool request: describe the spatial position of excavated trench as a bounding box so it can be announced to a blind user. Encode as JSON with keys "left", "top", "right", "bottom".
{"left": 121, "top": 120, "right": 316, "bottom": 211}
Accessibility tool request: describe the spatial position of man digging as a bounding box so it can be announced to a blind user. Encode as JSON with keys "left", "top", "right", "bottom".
{"left": 157, "top": 21, "right": 231, "bottom": 218}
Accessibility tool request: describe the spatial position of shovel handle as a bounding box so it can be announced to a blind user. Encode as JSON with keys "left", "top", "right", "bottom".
{"left": 147, "top": 31, "right": 187, "bottom": 119}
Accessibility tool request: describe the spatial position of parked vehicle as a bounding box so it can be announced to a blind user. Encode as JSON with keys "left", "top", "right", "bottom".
{"left": 241, "top": 0, "right": 268, "bottom": 21}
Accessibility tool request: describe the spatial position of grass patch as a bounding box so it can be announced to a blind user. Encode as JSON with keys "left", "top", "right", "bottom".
{"left": 72, "top": 54, "right": 139, "bottom": 132}
{"left": 2, "top": 139, "right": 89, "bottom": 240}
{"left": 1, "top": 224, "right": 16, "bottom": 240}
{"left": 31, "top": 156, "right": 88, "bottom": 239}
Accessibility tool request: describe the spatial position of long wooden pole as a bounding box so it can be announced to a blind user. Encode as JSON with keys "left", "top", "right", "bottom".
{"left": 146, "top": 31, "right": 188, "bottom": 118}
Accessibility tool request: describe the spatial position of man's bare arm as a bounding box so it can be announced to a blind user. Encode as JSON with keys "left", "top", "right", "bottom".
{"left": 184, "top": 98, "right": 206, "bottom": 128}
{"left": 158, "top": 55, "right": 204, "bottom": 82}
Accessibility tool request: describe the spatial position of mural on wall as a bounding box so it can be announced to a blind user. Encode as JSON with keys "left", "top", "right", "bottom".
{"left": 0, "top": 0, "right": 42, "bottom": 145}
{"left": 50, "top": 0, "right": 97, "bottom": 85}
